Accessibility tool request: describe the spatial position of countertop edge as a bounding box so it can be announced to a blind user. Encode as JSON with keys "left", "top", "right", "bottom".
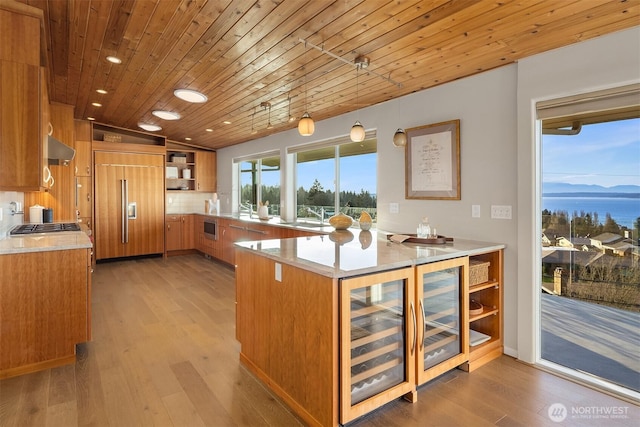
{"left": 236, "top": 233, "right": 505, "bottom": 279}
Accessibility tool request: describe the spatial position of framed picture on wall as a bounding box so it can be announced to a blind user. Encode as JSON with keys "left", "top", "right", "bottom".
{"left": 405, "top": 119, "right": 460, "bottom": 200}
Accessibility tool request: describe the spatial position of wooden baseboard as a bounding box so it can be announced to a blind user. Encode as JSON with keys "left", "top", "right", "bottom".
{"left": 165, "top": 249, "right": 198, "bottom": 257}
{"left": 0, "top": 355, "right": 76, "bottom": 379}
{"left": 239, "top": 353, "right": 325, "bottom": 427}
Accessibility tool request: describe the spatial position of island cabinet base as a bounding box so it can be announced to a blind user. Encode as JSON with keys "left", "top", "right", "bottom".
{"left": 235, "top": 249, "right": 339, "bottom": 427}
{"left": 0, "top": 248, "right": 91, "bottom": 379}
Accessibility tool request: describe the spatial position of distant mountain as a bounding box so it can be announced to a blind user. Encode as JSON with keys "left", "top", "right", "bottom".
{"left": 543, "top": 183, "right": 640, "bottom": 194}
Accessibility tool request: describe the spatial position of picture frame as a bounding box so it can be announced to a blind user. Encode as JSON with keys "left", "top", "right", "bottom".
{"left": 405, "top": 119, "right": 460, "bottom": 200}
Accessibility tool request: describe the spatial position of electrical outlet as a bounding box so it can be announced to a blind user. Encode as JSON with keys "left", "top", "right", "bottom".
{"left": 389, "top": 203, "right": 399, "bottom": 214}
{"left": 491, "top": 205, "right": 512, "bottom": 219}
{"left": 471, "top": 205, "right": 481, "bottom": 218}
{"left": 275, "top": 262, "right": 282, "bottom": 282}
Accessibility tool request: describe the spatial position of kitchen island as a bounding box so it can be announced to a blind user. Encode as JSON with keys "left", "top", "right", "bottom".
{"left": 0, "top": 226, "right": 93, "bottom": 378}
{"left": 235, "top": 230, "right": 504, "bottom": 426}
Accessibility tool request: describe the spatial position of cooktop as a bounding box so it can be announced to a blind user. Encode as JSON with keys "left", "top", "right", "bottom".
{"left": 10, "top": 223, "right": 81, "bottom": 235}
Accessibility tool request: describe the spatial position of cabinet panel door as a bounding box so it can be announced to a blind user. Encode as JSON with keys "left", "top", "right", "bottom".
{"left": 94, "top": 164, "right": 125, "bottom": 260}
{"left": 195, "top": 151, "right": 216, "bottom": 192}
{"left": 181, "top": 215, "right": 194, "bottom": 249}
{"left": 340, "top": 268, "right": 416, "bottom": 424}
{"left": 124, "top": 164, "right": 164, "bottom": 257}
{"left": 74, "top": 138, "right": 92, "bottom": 177}
{"left": 165, "top": 216, "right": 182, "bottom": 251}
{"left": 0, "top": 61, "right": 41, "bottom": 190}
{"left": 76, "top": 176, "right": 92, "bottom": 220}
{"left": 415, "top": 257, "right": 469, "bottom": 384}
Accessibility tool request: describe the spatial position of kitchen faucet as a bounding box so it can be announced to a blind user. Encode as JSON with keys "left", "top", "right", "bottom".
{"left": 239, "top": 202, "right": 254, "bottom": 218}
{"left": 307, "top": 207, "right": 325, "bottom": 224}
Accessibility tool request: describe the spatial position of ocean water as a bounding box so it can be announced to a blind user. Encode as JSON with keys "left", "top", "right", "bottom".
{"left": 542, "top": 197, "right": 639, "bottom": 228}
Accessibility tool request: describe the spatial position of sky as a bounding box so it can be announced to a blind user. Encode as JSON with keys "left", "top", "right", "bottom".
{"left": 261, "top": 153, "right": 378, "bottom": 194}
{"left": 542, "top": 118, "right": 640, "bottom": 188}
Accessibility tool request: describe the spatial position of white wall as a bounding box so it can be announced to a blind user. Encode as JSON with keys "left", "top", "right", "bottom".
{"left": 516, "top": 26, "right": 640, "bottom": 363}
{"left": 217, "top": 64, "right": 520, "bottom": 354}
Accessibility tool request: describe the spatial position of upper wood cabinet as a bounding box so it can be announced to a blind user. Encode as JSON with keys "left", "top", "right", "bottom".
{"left": 0, "top": 4, "right": 48, "bottom": 191}
{"left": 74, "top": 121, "right": 92, "bottom": 177}
{"left": 166, "top": 147, "right": 216, "bottom": 192}
{"left": 195, "top": 150, "right": 216, "bottom": 192}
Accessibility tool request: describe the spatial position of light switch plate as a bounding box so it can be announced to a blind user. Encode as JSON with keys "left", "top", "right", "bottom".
{"left": 491, "top": 205, "right": 512, "bottom": 219}
{"left": 389, "top": 203, "right": 399, "bottom": 214}
{"left": 472, "top": 205, "right": 480, "bottom": 218}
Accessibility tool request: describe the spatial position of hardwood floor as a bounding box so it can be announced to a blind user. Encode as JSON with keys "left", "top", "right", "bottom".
{"left": 0, "top": 254, "right": 637, "bottom": 426}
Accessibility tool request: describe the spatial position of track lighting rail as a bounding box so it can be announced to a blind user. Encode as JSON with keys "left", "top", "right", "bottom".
{"left": 298, "top": 38, "right": 403, "bottom": 88}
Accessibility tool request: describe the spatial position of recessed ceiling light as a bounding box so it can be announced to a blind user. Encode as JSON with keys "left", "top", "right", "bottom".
{"left": 223, "top": 120, "right": 231, "bottom": 125}
{"left": 87, "top": 117, "right": 95, "bottom": 121}
{"left": 106, "top": 56, "right": 122, "bottom": 64}
{"left": 185, "top": 137, "right": 192, "bottom": 141}
{"left": 206, "top": 128, "right": 213, "bottom": 132}
{"left": 152, "top": 110, "right": 181, "bottom": 120}
{"left": 92, "top": 102, "right": 102, "bottom": 107}
{"left": 138, "top": 123, "right": 162, "bottom": 132}
{"left": 96, "top": 89, "right": 107, "bottom": 94}
{"left": 174, "top": 89, "right": 208, "bottom": 103}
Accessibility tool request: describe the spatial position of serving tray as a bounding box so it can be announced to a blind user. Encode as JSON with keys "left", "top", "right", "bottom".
{"left": 387, "top": 234, "right": 453, "bottom": 245}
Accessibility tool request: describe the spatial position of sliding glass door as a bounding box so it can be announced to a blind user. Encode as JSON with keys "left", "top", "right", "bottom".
{"left": 539, "top": 97, "right": 640, "bottom": 396}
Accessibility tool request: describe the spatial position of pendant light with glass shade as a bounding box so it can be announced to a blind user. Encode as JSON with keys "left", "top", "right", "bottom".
{"left": 350, "top": 55, "right": 368, "bottom": 143}
{"left": 393, "top": 128, "right": 407, "bottom": 147}
{"left": 298, "top": 42, "right": 314, "bottom": 136}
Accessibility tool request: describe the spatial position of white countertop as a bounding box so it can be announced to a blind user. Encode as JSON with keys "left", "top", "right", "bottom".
{"left": 235, "top": 230, "right": 505, "bottom": 278}
{"left": 0, "top": 224, "right": 93, "bottom": 255}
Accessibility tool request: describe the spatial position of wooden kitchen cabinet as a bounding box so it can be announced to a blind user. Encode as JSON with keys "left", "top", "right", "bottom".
{"left": 461, "top": 249, "right": 504, "bottom": 372}
{"left": 166, "top": 148, "right": 216, "bottom": 192}
{"left": 0, "top": 4, "right": 49, "bottom": 191}
{"left": 0, "top": 248, "right": 92, "bottom": 378}
{"left": 195, "top": 150, "right": 216, "bottom": 192}
{"left": 76, "top": 175, "right": 92, "bottom": 227}
{"left": 219, "top": 219, "right": 271, "bottom": 266}
{"left": 235, "top": 249, "right": 339, "bottom": 427}
{"left": 165, "top": 214, "right": 194, "bottom": 253}
{"left": 23, "top": 102, "right": 77, "bottom": 222}
{"left": 74, "top": 121, "right": 92, "bottom": 177}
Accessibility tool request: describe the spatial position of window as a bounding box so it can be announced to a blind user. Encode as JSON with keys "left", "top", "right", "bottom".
{"left": 291, "top": 133, "right": 377, "bottom": 224}
{"left": 237, "top": 152, "right": 280, "bottom": 216}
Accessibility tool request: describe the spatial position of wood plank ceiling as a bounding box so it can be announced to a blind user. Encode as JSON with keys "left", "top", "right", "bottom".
{"left": 18, "top": 0, "right": 640, "bottom": 150}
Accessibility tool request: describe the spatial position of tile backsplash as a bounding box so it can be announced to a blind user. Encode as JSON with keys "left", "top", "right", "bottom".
{"left": 0, "top": 191, "right": 25, "bottom": 230}
{"left": 166, "top": 191, "right": 215, "bottom": 214}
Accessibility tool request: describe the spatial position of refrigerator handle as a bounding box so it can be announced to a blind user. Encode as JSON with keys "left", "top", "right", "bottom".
{"left": 124, "top": 179, "right": 129, "bottom": 243}
{"left": 121, "top": 179, "right": 126, "bottom": 244}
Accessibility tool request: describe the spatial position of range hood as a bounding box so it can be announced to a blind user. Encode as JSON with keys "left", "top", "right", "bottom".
{"left": 48, "top": 135, "right": 76, "bottom": 165}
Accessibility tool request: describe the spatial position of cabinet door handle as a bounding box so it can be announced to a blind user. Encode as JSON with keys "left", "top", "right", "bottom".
{"left": 230, "top": 224, "right": 245, "bottom": 230}
{"left": 418, "top": 298, "right": 425, "bottom": 351}
{"left": 87, "top": 193, "right": 91, "bottom": 201}
{"left": 246, "top": 228, "right": 267, "bottom": 235}
{"left": 410, "top": 301, "right": 416, "bottom": 355}
{"left": 167, "top": 224, "right": 171, "bottom": 230}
